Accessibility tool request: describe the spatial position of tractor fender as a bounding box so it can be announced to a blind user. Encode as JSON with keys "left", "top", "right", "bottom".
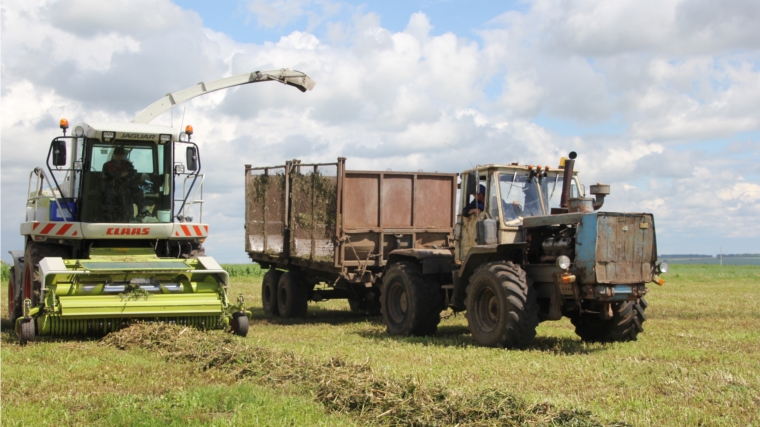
{"left": 386, "top": 249, "right": 454, "bottom": 275}
{"left": 456, "top": 243, "right": 528, "bottom": 288}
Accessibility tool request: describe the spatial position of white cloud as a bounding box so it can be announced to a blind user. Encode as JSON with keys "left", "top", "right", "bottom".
{"left": 2, "top": 0, "right": 759, "bottom": 261}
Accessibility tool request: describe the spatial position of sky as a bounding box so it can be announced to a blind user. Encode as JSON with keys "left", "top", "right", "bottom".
{"left": 2, "top": 0, "right": 760, "bottom": 263}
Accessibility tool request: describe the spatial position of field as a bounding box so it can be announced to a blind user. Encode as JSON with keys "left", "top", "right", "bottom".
{"left": 2, "top": 264, "right": 759, "bottom": 426}
{"left": 660, "top": 257, "right": 760, "bottom": 266}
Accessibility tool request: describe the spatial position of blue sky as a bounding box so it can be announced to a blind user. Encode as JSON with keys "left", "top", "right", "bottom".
{"left": 2, "top": 0, "right": 759, "bottom": 262}
{"left": 174, "top": 0, "right": 527, "bottom": 43}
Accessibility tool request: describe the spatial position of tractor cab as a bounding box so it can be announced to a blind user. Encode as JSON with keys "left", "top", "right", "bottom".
{"left": 455, "top": 161, "right": 586, "bottom": 261}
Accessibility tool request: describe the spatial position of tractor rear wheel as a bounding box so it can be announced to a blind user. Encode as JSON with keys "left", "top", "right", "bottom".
{"left": 261, "top": 269, "right": 282, "bottom": 316}
{"left": 8, "top": 266, "right": 21, "bottom": 322}
{"left": 466, "top": 261, "right": 539, "bottom": 348}
{"left": 231, "top": 312, "right": 249, "bottom": 337}
{"left": 19, "top": 318, "right": 35, "bottom": 345}
{"left": 571, "top": 298, "right": 648, "bottom": 342}
{"left": 277, "top": 272, "right": 308, "bottom": 318}
{"left": 380, "top": 262, "right": 443, "bottom": 336}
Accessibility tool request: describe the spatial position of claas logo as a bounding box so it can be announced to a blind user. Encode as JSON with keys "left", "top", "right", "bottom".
{"left": 106, "top": 227, "right": 150, "bottom": 236}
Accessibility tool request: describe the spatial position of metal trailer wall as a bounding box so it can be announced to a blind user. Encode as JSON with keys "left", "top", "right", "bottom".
{"left": 245, "top": 158, "right": 457, "bottom": 277}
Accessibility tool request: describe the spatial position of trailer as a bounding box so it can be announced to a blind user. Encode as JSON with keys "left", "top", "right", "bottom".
{"left": 245, "top": 158, "right": 457, "bottom": 318}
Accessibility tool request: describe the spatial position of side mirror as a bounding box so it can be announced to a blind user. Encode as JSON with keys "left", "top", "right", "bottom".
{"left": 52, "top": 140, "right": 67, "bottom": 166}
{"left": 186, "top": 146, "right": 198, "bottom": 171}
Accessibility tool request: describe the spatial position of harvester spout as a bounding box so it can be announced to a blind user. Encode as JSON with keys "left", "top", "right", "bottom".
{"left": 132, "top": 68, "right": 316, "bottom": 124}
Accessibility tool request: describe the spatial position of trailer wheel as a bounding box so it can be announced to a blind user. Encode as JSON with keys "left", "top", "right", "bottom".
{"left": 466, "top": 261, "right": 538, "bottom": 348}
{"left": 571, "top": 297, "right": 648, "bottom": 342}
{"left": 277, "top": 272, "right": 308, "bottom": 318}
{"left": 231, "top": 312, "right": 249, "bottom": 337}
{"left": 348, "top": 297, "right": 382, "bottom": 316}
{"left": 262, "top": 269, "right": 283, "bottom": 316}
{"left": 8, "top": 266, "right": 21, "bottom": 322}
{"left": 381, "top": 262, "right": 443, "bottom": 336}
{"left": 19, "top": 319, "right": 35, "bottom": 345}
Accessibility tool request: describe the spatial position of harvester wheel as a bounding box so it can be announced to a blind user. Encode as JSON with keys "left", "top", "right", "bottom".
{"left": 19, "top": 319, "right": 35, "bottom": 345}
{"left": 262, "top": 269, "right": 283, "bottom": 316}
{"left": 277, "top": 272, "right": 308, "bottom": 318}
{"left": 232, "top": 312, "right": 249, "bottom": 337}
{"left": 22, "top": 242, "right": 70, "bottom": 305}
{"left": 381, "top": 262, "right": 443, "bottom": 336}
{"left": 8, "top": 266, "right": 21, "bottom": 323}
{"left": 571, "top": 297, "right": 648, "bottom": 342}
{"left": 466, "top": 261, "right": 539, "bottom": 349}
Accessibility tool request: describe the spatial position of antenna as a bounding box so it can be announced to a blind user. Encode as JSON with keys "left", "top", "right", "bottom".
{"left": 441, "top": 141, "right": 474, "bottom": 169}
{"left": 179, "top": 106, "right": 186, "bottom": 134}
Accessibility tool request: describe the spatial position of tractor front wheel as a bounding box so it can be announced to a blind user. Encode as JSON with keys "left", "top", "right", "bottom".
{"left": 277, "top": 272, "right": 308, "bottom": 318}
{"left": 466, "top": 261, "right": 539, "bottom": 348}
{"left": 571, "top": 298, "right": 648, "bottom": 342}
{"left": 261, "top": 269, "right": 282, "bottom": 316}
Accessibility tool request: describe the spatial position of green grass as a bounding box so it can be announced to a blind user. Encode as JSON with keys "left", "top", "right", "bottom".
{"left": 2, "top": 264, "right": 759, "bottom": 426}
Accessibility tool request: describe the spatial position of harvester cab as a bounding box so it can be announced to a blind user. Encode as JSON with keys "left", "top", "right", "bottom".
{"left": 448, "top": 152, "right": 667, "bottom": 347}
{"left": 9, "top": 69, "right": 315, "bottom": 344}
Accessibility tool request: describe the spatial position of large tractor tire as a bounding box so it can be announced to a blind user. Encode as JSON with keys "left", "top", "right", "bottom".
{"left": 8, "top": 266, "right": 21, "bottom": 323}
{"left": 571, "top": 298, "right": 648, "bottom": 342}
{"left": 276, "top": 271, "right": 309, "bottom": 318}
{"left": 261, "top": 269, "right": 283, "bottom": 316}
{"left": 465, "top": 261, "right": 539, "bottom": 349}
{"left": 21, "top": 242, "right": 70, "bottom": 307}
{"left": 381, "top": 262, "right": 443, "bottom": 336}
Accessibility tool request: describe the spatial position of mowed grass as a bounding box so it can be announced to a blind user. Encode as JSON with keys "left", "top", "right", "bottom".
{"left": 2, "top": 264, "right": 759, "bottom": 426}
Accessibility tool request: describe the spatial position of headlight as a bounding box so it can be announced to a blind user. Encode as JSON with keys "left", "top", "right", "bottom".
{"left": 556, "top": 255, "right": 571, "bottom": 270}
{"left": 657, "top": 262, "right": 668, "bottom": 274}
{"left": 74, "top": 126, "right": 84, "bottom": 137}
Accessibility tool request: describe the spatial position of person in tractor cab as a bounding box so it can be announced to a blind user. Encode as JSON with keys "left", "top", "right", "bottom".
{"left": 102, "top": 146, "right": 146, "bottom": 222}
{"left": 463, "top": 184, "right": 486, "bottom": 217}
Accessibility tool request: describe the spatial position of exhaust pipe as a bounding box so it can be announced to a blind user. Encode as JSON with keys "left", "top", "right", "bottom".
{"left": 560, "top": 151, "right": 577, "bottom": 208}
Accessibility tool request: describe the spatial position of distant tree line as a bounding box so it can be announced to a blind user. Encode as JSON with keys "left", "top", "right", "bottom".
{"left": 660, "top": 254, "right": 760, "bottom": 258}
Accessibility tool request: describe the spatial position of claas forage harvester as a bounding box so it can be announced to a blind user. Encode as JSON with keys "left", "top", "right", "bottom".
{"left": 7, "top": 69, "right": 315, "bottom": 344}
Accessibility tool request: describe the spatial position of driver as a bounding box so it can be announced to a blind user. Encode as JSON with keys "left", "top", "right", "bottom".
{"left": 463, "top": 185, "right": 486, "bottom": 217}
{"left": 102, "top": 146, "right": 146, "bottom": 222}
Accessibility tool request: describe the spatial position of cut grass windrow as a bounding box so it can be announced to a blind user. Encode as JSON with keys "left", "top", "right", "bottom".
{"left": 102, "top": 324, "right": 626, "bottom": 427}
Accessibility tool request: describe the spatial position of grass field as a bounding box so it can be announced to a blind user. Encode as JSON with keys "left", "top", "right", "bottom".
{"left": 2, "top": 264, "right": 759, "bottom": 426}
